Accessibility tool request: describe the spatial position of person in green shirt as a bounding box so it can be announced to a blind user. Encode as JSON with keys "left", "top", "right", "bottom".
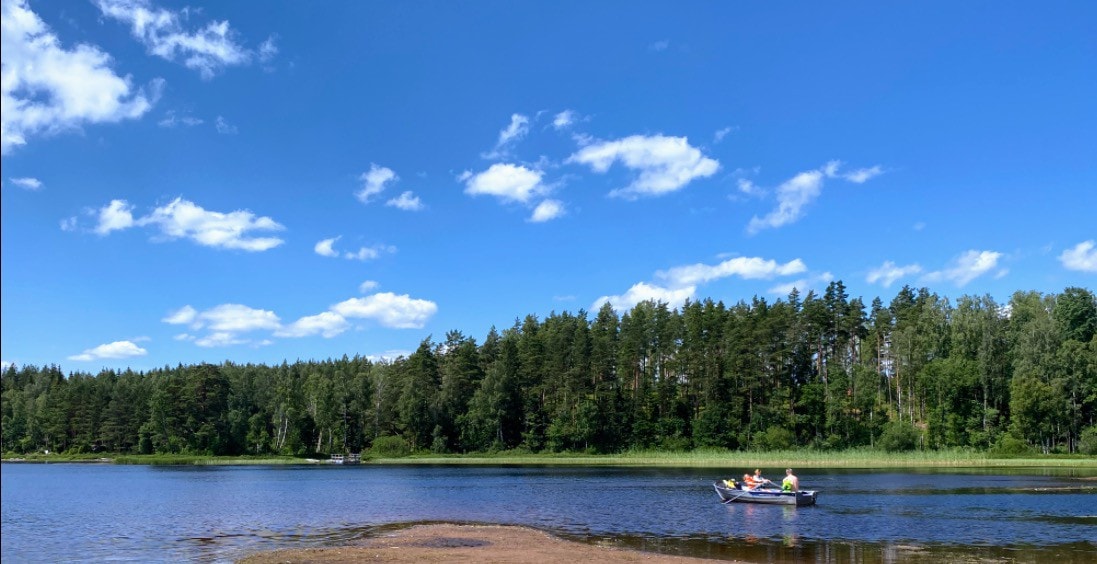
{"left": 781, "top": 468, "right": 799, "bottom": 492}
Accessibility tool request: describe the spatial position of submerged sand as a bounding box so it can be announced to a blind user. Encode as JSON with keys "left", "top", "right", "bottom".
{"left": 238, "top": 523, "right": 734, "bottom": 563}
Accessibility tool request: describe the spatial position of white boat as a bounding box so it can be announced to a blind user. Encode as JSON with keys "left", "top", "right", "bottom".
{"left": 713, "top": 481, "right": 818, "bottom": 506}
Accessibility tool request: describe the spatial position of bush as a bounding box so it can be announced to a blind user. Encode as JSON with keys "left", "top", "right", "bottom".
{"left": 1079, "top": 425, "right": 1097, "bottom": 455}
{"left": 878, "top": 421, "right": 919, "bottom": 452}
{"left": 753, "top": 426, "right": 795, "bottom": 451}
{"left": 370, "top": 435, "right": 410, "bottom": 458}
{"left": 989, "top": 434, "right": 1033, "bottom": 457}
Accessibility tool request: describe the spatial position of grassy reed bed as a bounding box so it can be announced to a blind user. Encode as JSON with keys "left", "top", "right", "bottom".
{"left": 374, "top": 448, "right": 1097, "bottom": 469}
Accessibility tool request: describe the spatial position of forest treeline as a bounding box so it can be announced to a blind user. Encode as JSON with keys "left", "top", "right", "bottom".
{"left": 3, "top": 283, "right": 1096, "bottom": 457}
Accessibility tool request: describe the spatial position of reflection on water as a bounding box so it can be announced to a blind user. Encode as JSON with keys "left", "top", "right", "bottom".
{"left": 2, "top": 463, "right": 1094, "bottom": 563}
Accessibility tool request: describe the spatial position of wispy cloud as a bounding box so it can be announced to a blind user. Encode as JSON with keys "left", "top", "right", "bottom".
{"left": 95, "top": 0, "right": 255, "bottom": 79}
{"left": 649, "top": 39, "right": 670, "bottom": 52}
{"left": 358, "top": 280, "right": 380, "bottom": 293}
{"left": 553, "top": 110, "right": 576, "bottom": 130}
{"left": 274, "top": 311, "right": 349, "bottom": 338}
{"left": 357, "top": 164, "right": 397, "bottom": 203}
{"left": 923, "top": 250, "right": 1005, "bottom": 287}
{"left": 386, "top": 191, "right": 423, "bottom": 211}
{"left": 9, "top": 177, "right": 43, "bottom": 190}
{"left": 483, "top": 113, "right": 530, "bottom": 159}
{"left": 157, "top": 111, "right": 203, "bottom": 128}
{"left": 866, "top": 261, "right": 923, "bottom": 287}
{"left": 1060, "top": 240, "right": 1097, "bottom": 272}
{"left": 314, "top": 236, "right": 395, "bottom": 261}
{"left": 595, "top": 255, "right": 808, "bottom": 312}
{"left": 1, "top": 0, "right": 158, "bottom": 154}
{"left": 69, "top": 340, "right": 148, "bottom": 361}
{"left": 747, "top": 160, "right": 883, "bottom": 234}
{"left": 215, "top": 115, "right": 238, "bottom": 134}
{"left": 713, "top": 126, "right": 737, "bottom": 143}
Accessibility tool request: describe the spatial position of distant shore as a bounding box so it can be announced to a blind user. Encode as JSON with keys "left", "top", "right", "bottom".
{"left": 4, "top": 449, "right": 1095, "bottom": 469}
{"left": 237, "top": 523, "right": 733, "bottom": 563}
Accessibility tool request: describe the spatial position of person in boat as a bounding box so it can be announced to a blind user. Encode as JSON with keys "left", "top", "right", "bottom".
{"left": 782, "top": 468, "right": 799, "bottom": 492}
{"left": 742, "top": 473, "right": 757, "bottom": 489}
{"left": 753, "top": 469, "right": 772, "bottom": 488}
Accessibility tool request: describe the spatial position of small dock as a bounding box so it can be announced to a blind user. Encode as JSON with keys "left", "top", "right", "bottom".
{"left": 329, "top": 453, "right": 361, "bottom": 465}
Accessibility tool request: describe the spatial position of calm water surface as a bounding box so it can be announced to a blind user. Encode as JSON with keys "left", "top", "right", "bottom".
{"left": 2, "top": 463, "right": 1094, "bottom": 563}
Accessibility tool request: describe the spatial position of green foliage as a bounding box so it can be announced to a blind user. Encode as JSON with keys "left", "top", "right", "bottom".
{"left": 990, "top": 434, "right": 1034, "bottom": 457}
{"left": 754, "top": 425, "right": 795, "bottom": 451}
{"left": 370, "top": 435, "right": 411, "bottom": 457}
{"left": 1079, "top": 425, "right": 1097, "bottom": 456}
{"left": 1, "top": 284, "right": 1095, "bottom": 458}
{"left": 878, "top": 421, "right": 920, "bottom": 452}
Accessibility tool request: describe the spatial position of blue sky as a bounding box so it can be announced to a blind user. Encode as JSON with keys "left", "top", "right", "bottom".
{"left": 2, "top": 0, "right": 1095, "bottom": 371}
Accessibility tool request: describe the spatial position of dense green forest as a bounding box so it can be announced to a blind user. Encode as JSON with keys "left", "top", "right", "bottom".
{"left": 3, "top": 282, "right": 1096, "bottom": 457}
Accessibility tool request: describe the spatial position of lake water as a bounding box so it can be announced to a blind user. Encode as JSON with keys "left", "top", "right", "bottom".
{"left": 1, "top": 463, "right": 1094, "bottom": 563}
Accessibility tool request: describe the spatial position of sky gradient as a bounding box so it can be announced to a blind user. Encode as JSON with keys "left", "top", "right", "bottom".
{"left": 2, "top": 0, "right": 1095, "bottom": 371}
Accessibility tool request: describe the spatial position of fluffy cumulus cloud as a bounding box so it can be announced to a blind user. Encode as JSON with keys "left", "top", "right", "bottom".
{"left": 95, "top": 0, "right": 254, "bottom": 79}
{"left": 483, "top": 113, "right": 530, "bottom": 159}
{"left": 1060, "top": 240, "right": 1097, "bottom": 272}
{"left": 83, "top": 197, "right": 284, "bottom": 251}
{"left": 924, "top": 250, "right": 1005, "bottom": 287}
{"left": 69, "top": 340, "right": 148, "bottom": 361}
{"left": 9, "top": 177, "right": 42, "bottom": 190}
{"left": 137, "top": 198, "right": 284, "bottom": 251}
{"left": 657, "top": 256, "right": 807, "bottom": 287}
{"left": 94, "top": 199, "right": 136, "bottom": 234}
{"left": 568, "top": 134, "right": 719, "bottom": 199}
{"left": 357, "top": 164, "right": 397, "bottom": 203}
{"left": 747, "top": 161, "right": 883, "bottom": 234}
{"left": 164, "top": 303, "right": 280, "bottom": 347}
{"left": 1, "top": 0, "right": 158, "bottom": 154}
{"left": 866, "top": 261, "right": 923, "bottom": 287}
{"left": 529, "top": 199, "right": 564, "bottom": 223}
{"left": 333, "top": 292, "right": 438, "bottom": 329}
{"left": 386, "top": 191, "right": 423, "bottom": 211}
{"left": 463, "top": 163, "right": 545, "bottom": 203}
{"left": 314, "top": 237, "right": 340, "bottom": 258}
{"left": 593, "top": 282, "right": 696, "bottom": 312}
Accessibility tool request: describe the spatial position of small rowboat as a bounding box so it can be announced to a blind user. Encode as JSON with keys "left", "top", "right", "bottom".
{"left": 713, "top": 481, "right": 818, "bottom": 506}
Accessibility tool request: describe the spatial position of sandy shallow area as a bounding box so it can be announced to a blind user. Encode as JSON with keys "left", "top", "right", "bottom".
{"left": 238, "top": 523, "right": 735, "bottom": 563}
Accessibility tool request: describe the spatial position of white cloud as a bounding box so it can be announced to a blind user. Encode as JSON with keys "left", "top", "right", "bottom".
{"left": 315, "top": 237, "right": 340, "bottom": 258}
{"left": 196, "top": 304, "right": 281, "bottom": 333}
{"left": 657, "top": 257, "right": 808, "bottom": 287}
{"left": 214, "top": 115, "right": 237, "bottom": 134}
{"left": 736, "top": 178, "right": 762, "bottom": 196}
{"left": 137, "top": 197, "right": 284, "bottom": 251}
{"left": 275, "top": 311, "right": 349, "bottom": 338}
{"left": 386, "top": 191, "right": 423, "bottom": 211}
{"left": 713, "top": 126, "right": 736, "bottom": 143}
{"left": 842, "top": 165, "right": 884, "bottom": 184}
{"left": 315, "top": 236, "right": 395, "bottom": 261}
{"left": 157, "top": 111, "right": 203, "bottom": 128}
{"left": 867, "top": 261, "right": 923, "bottom": 287}
{"left": 593, "top": 282, "right": 695, "bottom": 312}
{"left": 194, "top": 332, "right": 248, "bottom": 348}
{"left": 94, "top": 199, "right": 136, "bottom": 235}
{"left": 529, "top": 199, "right": 564, "bottom": 222}
{"left": 359, "top": 280, "right": 379, "bottom": 293}
{"left": 1060, "top": 240, "right": 1097, "bottom": 273}
{"left": 258, "top": 35, "right": 278, "bottom": 64}
{"left": 332, "top": 292, "right": 438, "bottom": 329}
{"left": 464, "top": 163, "right": 546, "bottom": 203}
{"left": 357, "top": 164, "right": 397, "bottom": 203}
{"left": 60, "top": 217, "right": 78, "bottom": 231}
{"left": 68, "top": 340, "right": 148, "bottom": 361}
{"left": 568, "top": 134, "right": 719, "bottom": 199}
{"left": 9, "top": 177, "right": 42, "bottom": 190}
{"left": 1, "top": 0, "right": 157, "bottom": 154}
{"left": 748, "top": 161, "right": 884, "bottom": 234}
{"left": 649, "top": 39, "right": 670, "bottom": 52}
{"left": 95, "top": 0, "right": 251, "bottom": 79}
{"left": 924, "top": 250, "right": 1004, "bottom": 287}
{"left": 747, "top": 169, "right": 824, "bottom": 234}
{"left": 162, "top": 305, "right": 198, "bottom": 325}
{"left": 344, "top": 244, "right": 395, "bottom": 261}
{"left": 1, "top": 360, "right": 13, "bottom": 371}
{"left": 553, "top": 110, "right": 576, "bottom": 130}
{"left": 768, "top": 272, "right": 834, "bottom": 296}
{"left": 483, "top": 113, "right": 529, "bottom": 159}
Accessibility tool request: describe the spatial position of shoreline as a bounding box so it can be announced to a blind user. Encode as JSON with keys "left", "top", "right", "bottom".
{"left": 237, "top": 523, "right": 738, "bottom": 563}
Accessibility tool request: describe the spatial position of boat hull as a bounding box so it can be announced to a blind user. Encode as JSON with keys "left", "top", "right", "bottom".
{"left": 713, "top": 482, "right": 817, "bottom": 506}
